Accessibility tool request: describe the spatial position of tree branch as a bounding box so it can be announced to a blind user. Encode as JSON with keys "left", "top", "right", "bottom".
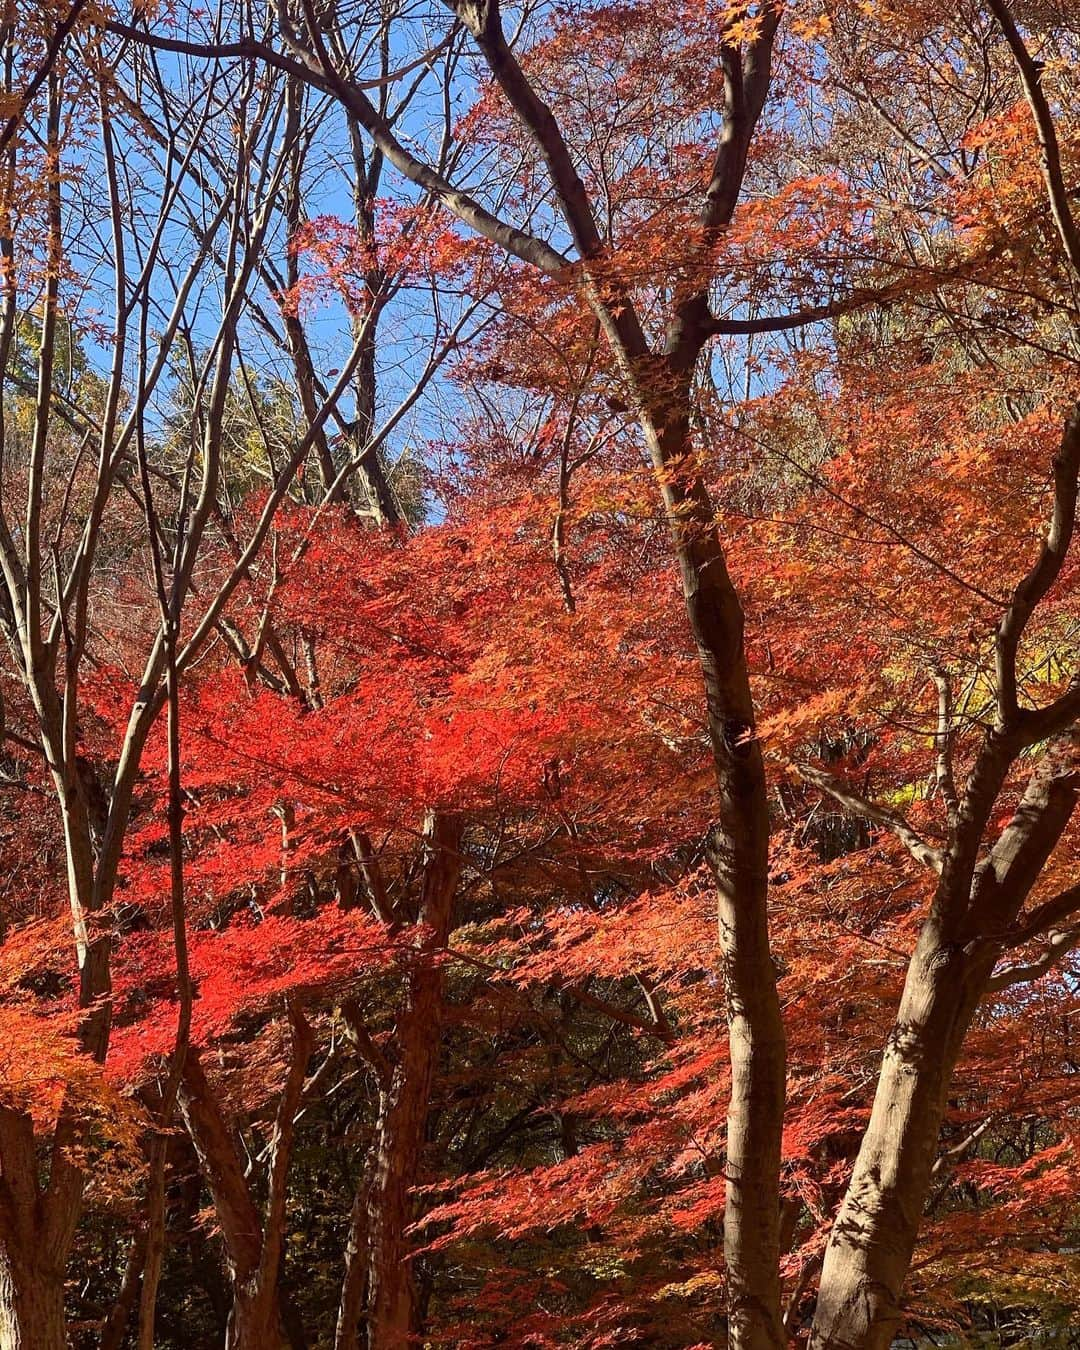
{"left": 987, "top": 926, "right": 1080, "bottom": 991}
{"left": 1009, "top": 881, "right": 1080, "bottom": 946}
{"left": 931, "top": 1116, "right": 993, "bottom": 1176}
{"left": 104, "top": 20, "right": 453, "bottom": 97}
{"left": 276, "top": 1, "right": 571, "bottom": 274}
{"left": 0, "top": 0, "right": 89, "bottom": 157}
{"left": 340, "top": 998, "right": 393, "bottom": 1089}
{"left": 986, "top": 0, "right": 1080, "bottom": 278}
{"left": 933, "top": 666, "right": 960, "bottom": 832}
{"left": 996, "top": 406, "right": 1080, "bottom": 727}
{"left": 795, "top": 764, "right": 943, "bottom": 873}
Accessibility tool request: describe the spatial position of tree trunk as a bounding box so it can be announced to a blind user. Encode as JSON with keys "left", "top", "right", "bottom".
{"left": 364, "top": 813, "right": 461, "bottom": 1349}
{"left": 813, "top": 733, "right": 1079, "bottom": 1349}
{"left": 638, "top": 395, "right": 787, "bottom": 1350}
{"left": 364, "top": 1088, "right": 425, "bottom": 1347}
{"left": 0, "top": 792, "right": 116, "bottom": 1349}
{"left": 0, "top": 1105, "right": 72, "bottom": 1350}
{"left": 810, "top": 928, "right": 987, "bottom": 1350}
{"left": 334, "top": 1186, "right": 369, "bottom": 1350}
{"left": 226, "top": 1287, "right": 289, "bottom": 1350}
{"left": 178, "top": 1048, "right": 296, "bottom": 1350}
{"left": 0, "top": 1250, "right": 67, "bottom": 1350}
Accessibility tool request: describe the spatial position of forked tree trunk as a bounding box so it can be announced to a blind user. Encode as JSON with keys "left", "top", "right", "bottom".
{"left": 226, "top": 1286, "right": 290, "bottom": 1350}
{"left": 813, "top": 731, "right": 1080, "bottom": 1348}
{"left": 180, "top": 1056, "right": 290, "bottom": 1350}
{"left": 809, "top": 929, "right": 989, "bottom": 1350}
{"left": 364, "top": 813, "right": 461, "bottom": 1349}
{"left": 179, "top": 1006, "right": 312, "bottom": 1350}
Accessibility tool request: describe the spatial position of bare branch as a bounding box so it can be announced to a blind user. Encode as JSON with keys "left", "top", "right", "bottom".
{"left": 987, "top": 926, "right": 1080, "bottom": 992}
{"left": 1009, "top": 881, "right": 1080, "bottom": 946}
{"left": 986, "top": 0, "right": 1080, "bottom": 277}
{"left": 0, "top": 0, "right": 89, "bottom": 157}
{"left": 105, "top": 20, "right": 454, "bottom": 97}
{"left": 340, "top": 999, "right": 393, "bottom": 1089}
{"left": 275, "top": 3, "right": 570, "bottom": 274}
{"left": 932, "top": 666, "right": 959, "bottom": 831}
{"left": 931, "top": 1117, "right": 993, "bottom": 1176}
{"left": 795, "top": 764, "right": 943, "bottom": 873}
{"left": 996, "top": 405, "right": 1080, "bottom": 727}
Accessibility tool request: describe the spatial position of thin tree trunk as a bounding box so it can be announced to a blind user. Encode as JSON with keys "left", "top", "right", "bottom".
{"left": 259, "top": 11, "right": 786, "bottom": 1343}
{"left": 134, "top": 1135, "right": 171, "bottom": 1350}
{"left": 179, "top": 1013, "right": 312, "bottom": 1350}
{"left": 364, "top": 813, "right": 461, "bottom": 1349}
{"left": 334, "top": 1186, "right": 370, "bottom": 1350}
{"left": 98, "top": 1223, "right": 147, "bottom": 1350}
{"left": 638, "top": 395, "right": 787, "bottom": 1349}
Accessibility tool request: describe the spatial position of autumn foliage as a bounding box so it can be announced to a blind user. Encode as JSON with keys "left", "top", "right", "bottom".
{"left": 0, "top": 0, "right": 1078, "bottom": 1348}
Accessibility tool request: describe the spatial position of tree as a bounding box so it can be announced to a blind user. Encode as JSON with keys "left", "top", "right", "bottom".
{"left": 0, "top": 6, "right": 385, "bottom": 1342}
{"left": 188, "top": 0, "right": 1075, "bottom": 1343}
{"left": 1, "top": 0, "right": 1080, "bottom": 1346}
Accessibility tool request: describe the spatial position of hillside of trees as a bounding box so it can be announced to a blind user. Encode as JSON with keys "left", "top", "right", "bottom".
{"left": 0, "top": 0, "right": 1079, "bottom": 1346}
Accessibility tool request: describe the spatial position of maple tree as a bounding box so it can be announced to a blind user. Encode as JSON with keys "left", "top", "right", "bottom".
{"left": 0, "top": 0, "right": 1079, "bottom": 1347}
